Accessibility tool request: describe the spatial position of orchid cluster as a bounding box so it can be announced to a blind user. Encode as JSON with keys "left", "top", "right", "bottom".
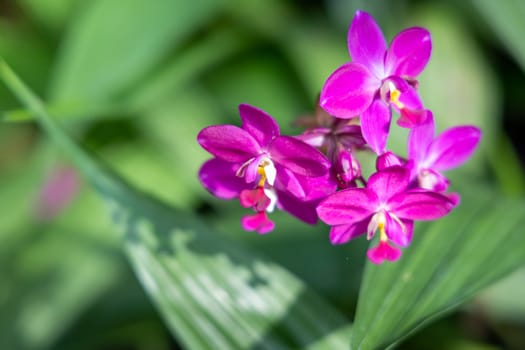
{"left": 197, "top": 10, "right": 481, "bottom": 264}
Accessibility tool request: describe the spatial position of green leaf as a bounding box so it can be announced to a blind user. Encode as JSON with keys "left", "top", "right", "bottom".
{"left": 350, "top": 187, "right": 525, "bottom": 350}
{"left": 50, "top": 0, "right": 223, "bottom": 103}
{"left": 0, "top": 61, "right": 352, "bottom": 349}
{"left": 469, "top": 0, "right": 525, "bottom": 73}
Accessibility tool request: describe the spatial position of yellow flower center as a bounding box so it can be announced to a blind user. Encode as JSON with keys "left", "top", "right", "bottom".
{"left": 388, "top": 82, "right": 405, "bottom": 109}
{"left": 378, "top": 221, "right": 388, "bottom": 242}
{"left": 257, "top": 166, "right": 266, "bottom": 187}
{"left": 257, "top": 158, "right": 276, "bottom": 187}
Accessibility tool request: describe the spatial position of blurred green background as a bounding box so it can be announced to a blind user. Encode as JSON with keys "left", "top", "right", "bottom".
{"left": 1, "top": 0, "right": 525, "bottom": 349}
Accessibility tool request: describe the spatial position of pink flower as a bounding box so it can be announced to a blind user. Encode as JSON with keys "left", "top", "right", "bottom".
{"left": 320, "top": 10, "right": 432, "bottom": 154}
{"left": 197, "top": 104, "right": 335, "bottom": 233}
{"left": 316, "top": 166, "right": 456, "bottom": 264}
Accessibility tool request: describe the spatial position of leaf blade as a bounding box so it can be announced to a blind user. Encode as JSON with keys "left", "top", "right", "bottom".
{"left": 350, "top": 187, "right": 525, "bottom": 349}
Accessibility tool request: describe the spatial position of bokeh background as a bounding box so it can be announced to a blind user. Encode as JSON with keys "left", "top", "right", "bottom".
{"left": 1, "top": 0, "right": 525, "bottom": 349}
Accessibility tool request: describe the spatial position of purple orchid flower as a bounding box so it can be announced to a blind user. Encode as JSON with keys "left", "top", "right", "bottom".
{"left": 316, "top": 166, "right": 456, "bottom": 264}
{"left": 408, "top": 112, "right": 481, "bottom": 191}
{"left": 319, "top": 10, "right": 432, "bottom": 155}
{"left": 198, "top": 104, "right": 330, "bottom": 198}
{"left": 197, "top": 104, "right": 333, "bottom": 233}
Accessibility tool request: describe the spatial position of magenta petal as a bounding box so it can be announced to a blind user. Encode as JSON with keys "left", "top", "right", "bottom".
{"left": 198, "top": 159, "right": 249, "bottom": 199}
{"left": 277, "top": 189, "right": 320, "bottom": 225}
{"left": 385, "top": 27, "right": 432, "bottom": 77}
{"left": 388, "top": 190, "right": 455, "bottom": 220}
{"left": 427, "top": 126, "right": 482, "bottom": 171}
{"left": 274, "top": 165, "right": 307, "bottom": 199}
{"left": 367, "top": 166, "right": 410, "bottom": 201}
{"left": 197, "top": 125, "right": 259, "bottom": 162}
{"left": 348, "top": 10, "right": 387, "bottom": 75}
{"left": 241, "top": 212, "right": 275, "bottom": 234}
{"left": 367, "top": 240, "right": 402, "bottom": 264}
{"left": 329, "top": 220, "right": 368, "bottom": 245}
{"left": 297, "top": 173, "right": 338, "bottom": 201}
{"left": 320, "top": 62, "right": 379, "bottom": 119}
{"left": 316, "top": 188, "right": 378, "bottom": 226}
{"left": 360, "top": 98, "right": 391, "bottom": 155}
{"left": 400, "top": 86, "right": 424, "bottom": 110}
{"left": 408, "top": 113, "right": 435, "bottom": 163}
{"left": 239, "top": 104, "right": 280, "bottom": 147}
{"left": 385, "top": 214, "right": 414, "bottom": 247}
{"left": 269, "top": 136, "right": 330, "bottom": 177}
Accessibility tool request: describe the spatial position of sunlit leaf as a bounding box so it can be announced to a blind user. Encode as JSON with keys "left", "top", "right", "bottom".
{"left": 350, "top": 185, "right": 525, "bottom": 350}
{"left": 1, "top": 60, "right": 352, "bottom": 349}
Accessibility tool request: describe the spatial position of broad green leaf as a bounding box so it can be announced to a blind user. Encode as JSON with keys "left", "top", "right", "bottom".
{"left": 350, "top": 186, "right": 525, "bottom": 350}
{"left": 469, "top": 0, "right": 525, "bottom": 73}
{"left": 50, "top": 0, "right": 223, "bottom": 103}
{"left": 0, "top": 61, "right": 352, "bottom": 349}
